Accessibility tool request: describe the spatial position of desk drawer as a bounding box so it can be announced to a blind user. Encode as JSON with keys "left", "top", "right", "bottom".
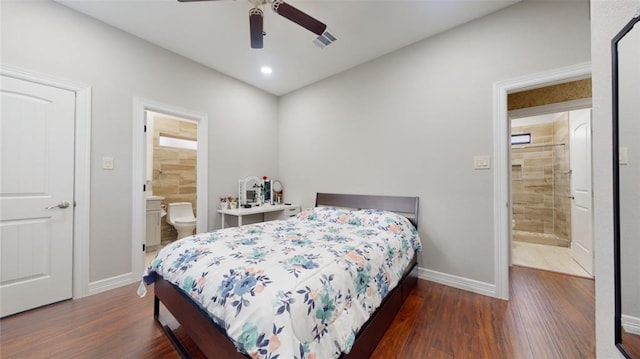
{"left": 263, "top": 205, "right": 301, "bottom": 222}
{"left": 284, "top": 206, "right": 300, "bottom": 217}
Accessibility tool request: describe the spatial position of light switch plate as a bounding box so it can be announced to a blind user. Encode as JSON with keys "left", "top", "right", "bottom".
{"left": 102, "top": 157, "right": 114, "bottom": 170}
{"left": 474, "top": 155, "right": 491, "bottom": 169}
{"left": 619, "top": 147, "right": 628, "bottom": 165}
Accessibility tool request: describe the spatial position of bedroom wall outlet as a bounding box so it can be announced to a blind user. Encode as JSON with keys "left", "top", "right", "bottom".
{"left": 102, "top": 156, "right": 114, "bottom": 170}
{"left": 474, "top": 155, "right": 491, "bottom": 169}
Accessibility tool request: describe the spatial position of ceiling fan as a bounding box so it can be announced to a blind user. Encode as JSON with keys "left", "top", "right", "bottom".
{"left": 177, "top": 0, "right": 336, "bottom": 49}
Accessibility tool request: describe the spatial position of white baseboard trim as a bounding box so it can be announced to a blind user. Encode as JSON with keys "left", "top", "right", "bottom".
{"left": 622, "top": 314, "right": 640, "bottom": 336}
{"left": 415, "top": 266, "right": 498, "bottom": 298}
{"left": 88, "top": 267, "right": 498, "bottom": 299}
{"left": 87, "top": 272, "right": 136, "bottom": 296}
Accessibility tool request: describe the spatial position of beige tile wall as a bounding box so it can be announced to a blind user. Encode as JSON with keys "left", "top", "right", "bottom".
{"left": 512, "top": 116, "right": 571, "bottom": 246}
{"left": 553, "top": 115, "right": 571, "bottom": 241}
{"left": 151, "top": 116, "right": 197, "bottom": 243}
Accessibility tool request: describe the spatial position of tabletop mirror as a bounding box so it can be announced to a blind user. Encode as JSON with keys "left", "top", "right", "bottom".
{"left": 613, "top": 10, "right": 640, "bottom": 359}
{"left": 273, "top": 180, "right": 283, "bottom": 203}
{"left": 238, "top": 176, "right": 262, "bottom": 206}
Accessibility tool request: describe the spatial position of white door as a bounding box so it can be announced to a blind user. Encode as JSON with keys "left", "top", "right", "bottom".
{"left": 0, "top": 75, "right": 76, "bottom": 317}
{"left": 569, "top": 108, "right": 593, "bottom": 276}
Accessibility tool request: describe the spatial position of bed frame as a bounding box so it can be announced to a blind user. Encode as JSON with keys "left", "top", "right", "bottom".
{"left": 153, "top": 193, "right": 420, "bottom": 358}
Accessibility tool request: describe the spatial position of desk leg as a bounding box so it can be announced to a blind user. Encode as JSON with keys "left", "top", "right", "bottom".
{"left": 221, "top": 213, "right": 226, "bottom": 229}
{"left": 238, "top": 215, "right": 243, "bottom": 227}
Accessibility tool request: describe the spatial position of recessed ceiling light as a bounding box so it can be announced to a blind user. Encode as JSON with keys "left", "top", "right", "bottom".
{"left": 261, "top": 66, "right": 273, "bottom": 75}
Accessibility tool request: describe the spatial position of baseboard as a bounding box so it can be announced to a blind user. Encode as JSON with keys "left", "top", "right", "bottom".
{"left": 622, "top": 314, "right": 640, "bottom": 336}
{"left": 415, "top": 266, "right": 498, "bottom": 298}
{"left": 87, "top": 267, "right": 497, "bottom": 299}
{"left": 88, "top": 272, "right": 136, "bottom": 296}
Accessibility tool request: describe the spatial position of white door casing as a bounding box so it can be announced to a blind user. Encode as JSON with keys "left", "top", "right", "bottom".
{"left": 131, "top": 98, "right": 208, "bottom": 282}
{"left": 0, "top": 75, "right": 75, "bottom": 317}
{"left": 493, "top": 62, "right": 591, "bottom": 300}
{"left": 569, "top": 108, "right": 594, "bottom": 276}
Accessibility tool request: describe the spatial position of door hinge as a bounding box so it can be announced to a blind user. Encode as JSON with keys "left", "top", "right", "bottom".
{"left": 144, "top": 125, "right": 147, "bottom": 133}
{"left": 142, "top": 243, "right": 146, "bottom": 252}
{"left": 143, "top": 184, "right": 146, "bottom": 192}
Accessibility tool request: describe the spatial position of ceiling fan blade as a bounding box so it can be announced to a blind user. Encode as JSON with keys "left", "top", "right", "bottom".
{"left": 249, "top": 8, "right": 264, "bottom": 49}
{"left": 271, "top": 0, "right": 327, "bottom": 36}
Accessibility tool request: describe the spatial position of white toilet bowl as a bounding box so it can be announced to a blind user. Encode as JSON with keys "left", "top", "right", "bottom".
{"left": 167, "top": 202, "right": 197, "bottom": 239}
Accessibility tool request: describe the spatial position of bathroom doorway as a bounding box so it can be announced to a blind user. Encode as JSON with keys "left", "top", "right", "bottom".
{"left": 510, "top": 110, "right": 592, "bottom": 277}
{"left": 144, "top": 111, "right": 199, "bottom": 265}
{"left": 131, "top": 98, "right": 208, "bottom": 277}
{"left": 508, "top": 79, "right": 593, "bottom": 278}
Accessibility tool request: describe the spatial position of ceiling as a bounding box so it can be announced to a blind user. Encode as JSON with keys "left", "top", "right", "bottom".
{"left": 55, "top": 0, "right": 521, "bottom": 96}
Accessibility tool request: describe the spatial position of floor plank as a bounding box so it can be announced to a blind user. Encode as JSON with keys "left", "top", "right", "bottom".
{"left": 371, "top": 265, "right": 595, "bottom": 359}
{"left": 622, "top": 330, "right": 640, "bottom": 358}
{"left": 1, "top": 266, "right": 595, "bottom": 358}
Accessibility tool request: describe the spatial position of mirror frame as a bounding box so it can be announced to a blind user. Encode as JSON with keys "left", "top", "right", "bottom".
{"left": 238, "top": 176, "right": 262, "bottom": 206}
{"left": 612, "top": 11, "right": 640, "bottom": 359}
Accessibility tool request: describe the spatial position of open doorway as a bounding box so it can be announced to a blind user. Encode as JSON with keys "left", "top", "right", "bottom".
{"left": 509, "top": 105, "right": 593, "bottom": 278}
{"left": 131, "top": 98, "right": 208, "bottom": 279}
{"left": 144, "top": 111, "right": 199, "bottom": 266}
{"left": 493, "top": 63, "right": 592, "bottom": 299}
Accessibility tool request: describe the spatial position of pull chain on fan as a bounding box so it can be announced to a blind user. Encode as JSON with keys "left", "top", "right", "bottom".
{"left": 178, "top": 0, "right": 335, "bottom": 49}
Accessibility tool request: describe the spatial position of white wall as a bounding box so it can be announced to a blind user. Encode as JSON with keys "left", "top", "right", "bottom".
{"left": 279, "top": 0, "right": 590, "bottom": 285}
{"left": 591, "top": 0, "right": 640, "bottom": 357}
{"left": 1, "top": 0, "right": 279, "bottom": 283}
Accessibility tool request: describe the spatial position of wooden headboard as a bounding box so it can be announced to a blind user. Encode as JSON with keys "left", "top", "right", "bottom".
{"left": 315, "top": 193, "right": 419, "bottom": 228}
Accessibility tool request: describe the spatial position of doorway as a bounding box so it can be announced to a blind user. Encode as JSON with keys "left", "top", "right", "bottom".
{"left": 492, "top": 62, "right": 592, "bottom": 299}
{"left": 0, "top": 66, "right": 91, "bottom": 316}
{"left": 131, "top": 98, "right": 208, "bottom": 279}
{"left": 509, "top": 107, "right": 593, "bottom": 278}
{"left": 144, "top": 111, "right": 200, "bottom": 265}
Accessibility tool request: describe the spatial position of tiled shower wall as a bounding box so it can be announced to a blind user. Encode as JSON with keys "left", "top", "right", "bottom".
{"left": 512, "top": 115, "right": 571, "bottom": 246}
{"left": 151, "top": 116, "right": 198, "bottom": 243}
{"left": 553, "top": 117, "right": 571, "bottom": 241}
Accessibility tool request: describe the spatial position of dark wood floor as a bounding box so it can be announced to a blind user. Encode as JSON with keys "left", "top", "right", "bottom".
{"left": 622, "top": 330, "right": 640, "bottom": 358}
{"left": 1, "top": 266, "right": 595, "bottom": 359}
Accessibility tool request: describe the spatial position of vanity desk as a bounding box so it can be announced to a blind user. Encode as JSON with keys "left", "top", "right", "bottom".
{"left": 218, "top": 203, "right": 300, "bottom": 228}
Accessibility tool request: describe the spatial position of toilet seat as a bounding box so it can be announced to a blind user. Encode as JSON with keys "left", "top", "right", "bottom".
{"left": 166, "top": 202, "right": 197, "bottom": 239}
{"left": 175, "top": 217, "right": 196, "bottom": 225}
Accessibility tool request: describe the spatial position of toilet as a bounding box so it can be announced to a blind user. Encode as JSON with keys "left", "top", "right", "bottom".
{"left": 167, "top": 202, "right": 197, "bottom": 239}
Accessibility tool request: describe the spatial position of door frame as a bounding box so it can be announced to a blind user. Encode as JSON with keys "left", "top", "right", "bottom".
{"left": 1, "top": 64, "right": 92, "bottom": 299}
{"left": 492, "top": 62, "right": 591, "bottom": 299}
{"left": 132, "top": 98, "right": 208, "bottom": 279}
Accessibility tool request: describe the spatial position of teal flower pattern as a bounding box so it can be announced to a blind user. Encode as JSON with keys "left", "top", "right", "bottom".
{"left": 238, "top": 322, "right": 259, "bottom": 351}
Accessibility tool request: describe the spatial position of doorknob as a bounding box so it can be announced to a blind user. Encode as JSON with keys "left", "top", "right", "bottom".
{"left": 45, "top": 201, "right": 71, "bottom": 209}
{"left": 568, "top": 196, "right": 575, "bottom": 200}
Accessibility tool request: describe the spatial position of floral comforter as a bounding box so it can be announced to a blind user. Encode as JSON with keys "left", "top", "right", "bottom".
{"left": 143, "top": 206, "right": 421, "bottom": 359}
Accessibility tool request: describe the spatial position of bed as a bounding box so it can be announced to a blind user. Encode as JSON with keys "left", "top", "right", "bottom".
{"left": 142, "top": 193, "right": 421, "bottom": 358}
